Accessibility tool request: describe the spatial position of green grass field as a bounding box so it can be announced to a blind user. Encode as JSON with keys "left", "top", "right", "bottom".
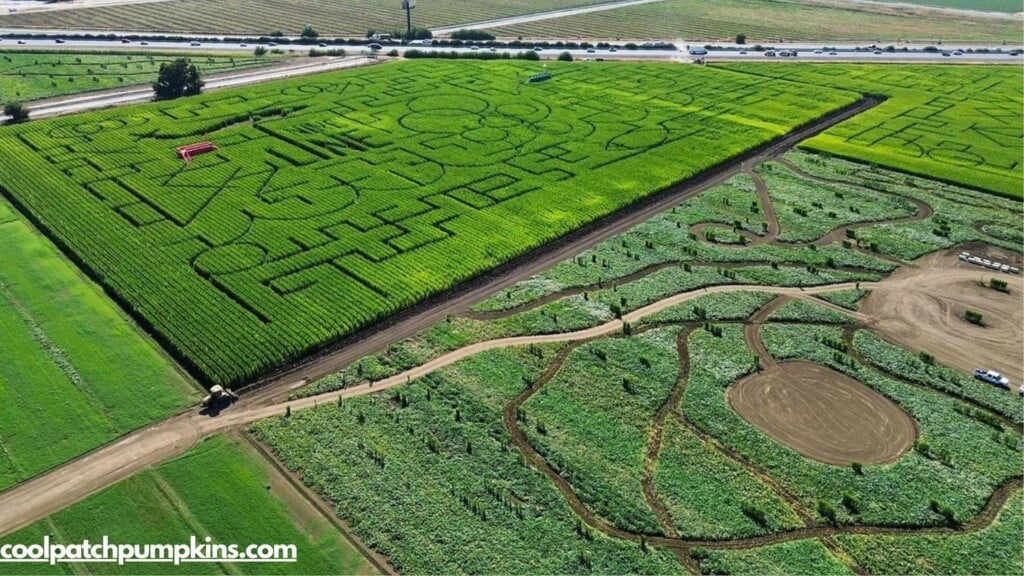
{"left": 0, "top": 0, "right": 610, "bottom": 36}
{"left": 721, "top": 64, "right": 1023, "bottom": 199}
{"left": 0, "top": 197, "right": 197, "bottom": 493}
{"left": 0, "top": 52, "right": 280, "bottom": 104}
{"left": 0, "top": 435, "right": 376, "bottom": 575}
{"left": 486, "top": 0, "right": 1023, "bottom": 42}
{"left": 0, "top": 60, "right": 859, "bottom": 387}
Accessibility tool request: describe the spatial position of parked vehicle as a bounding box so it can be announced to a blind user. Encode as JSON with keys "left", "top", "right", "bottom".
{"left": 974, "top": 369, "right": 1010, "bottom": 390}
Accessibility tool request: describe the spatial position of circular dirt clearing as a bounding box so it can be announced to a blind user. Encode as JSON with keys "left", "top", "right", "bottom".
{"left": 728, "top": 361, "right": 916, "bottom": 465}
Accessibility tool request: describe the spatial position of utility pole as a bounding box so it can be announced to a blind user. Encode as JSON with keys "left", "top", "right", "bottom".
{"left": 401, "top": 0, "right": 415, "bottom": 39}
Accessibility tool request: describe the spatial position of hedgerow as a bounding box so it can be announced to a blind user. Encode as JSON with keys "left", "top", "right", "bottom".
{"left": 0, "top": 60, "right": 858, "bottom": 386}
{"left": 766, "top": 299, "right": 854, "bottom": 324}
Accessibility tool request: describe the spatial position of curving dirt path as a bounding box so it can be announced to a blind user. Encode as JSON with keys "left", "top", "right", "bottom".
{"left": 640, "top": 328, "right": 692, "bottom": 539}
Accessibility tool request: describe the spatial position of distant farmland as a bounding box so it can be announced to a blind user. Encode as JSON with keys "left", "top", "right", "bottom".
{"left": 486, "top": 0, "right": 1023, "bottom": 42}
{"left": 0, "top": 60, "right": 859, "bottom": 386}
{"left": 0, "top": 0, "right": 611, "bottom": 36}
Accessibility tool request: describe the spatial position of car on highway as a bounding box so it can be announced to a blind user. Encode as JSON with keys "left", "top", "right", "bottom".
{"left": 470, "top": 45, "right": 478, "bottom": 50}
{"left": 533, "top": 46, "right": 543, "bottom": 51}
{"left": 688, "top": 47, "right": 708, "bottom": 56}
{"left": 190, "top": 41, "right": 201, "bottom": 47}
{"left": 141, "top": 41, "right": 149, "bottom": 45}
{"left": 953, "top": 50, "right": 964, "bottom": 56}
{"left": 586, "top": 48, "right": 596, "bottom": 53}
{"left": 121, "top": 39, "right": 131, "bottom": 44}
{"left": 873, "top": 50, "right": 882, "bottom": 55}
{"left": 829, "top": 51, "right": 838, "bottom": 55}
{"left": 368, "top": 43, "right": 382, "bottom": 50}
{"left": 739, "top": 50, "right": 747, "bottom": 55}
{"left": 764, "top": 50, "right": 776, "bottom": 57}
{"left": 489, "top": 47, "right": 497, "bottom": 52}
{"left": 974, "top": 369, "right": 1010, "bottom": 389}
{"left": 17, "top": 40, "right": 26, "bottom": 45}
{"left": 318, "top": 42, "right": 327, "bottom": 47}
{"left": 55, "top": 38, "right": 65, "bottom": 44}
{"left": 813, "top": 49, "right": 822, "bottom": 54}
{"left": 609, "top": 47, "right": 617, "bottom": 52}
{"left": 268, "top": 42, "right": 277, "bottom": 47}
{"left": 942, "top": 51, "right": 950, "bottom": 57}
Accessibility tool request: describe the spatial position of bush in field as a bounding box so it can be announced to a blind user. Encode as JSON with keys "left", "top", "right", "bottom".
{"left": 300, "top": 24, "right": 318, "bottom": 38}
{"left": 558, "top": 51, "right": 573, "bottom": 61}
{"left": 964, "top": 309, "right": 984, "bottom": 326}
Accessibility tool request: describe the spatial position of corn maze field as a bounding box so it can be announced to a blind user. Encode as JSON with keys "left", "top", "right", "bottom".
{"left": 0, "top": 60, "right": 860, "bottom": 386}
{"left": 720, "top": 64, "right": 1023, "bottom": 199}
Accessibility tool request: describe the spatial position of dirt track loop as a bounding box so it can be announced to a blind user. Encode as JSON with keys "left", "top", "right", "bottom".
{"left": 728, "top": 361, "right": 918, "bottom": 465}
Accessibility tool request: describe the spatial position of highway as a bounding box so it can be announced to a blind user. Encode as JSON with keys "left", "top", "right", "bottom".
{"left": 0, "top": 34, "right": 1019, "bottom": 64}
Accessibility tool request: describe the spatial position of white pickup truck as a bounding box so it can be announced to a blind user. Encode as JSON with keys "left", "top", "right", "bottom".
{"left": 974, "top": 369, "right": 1010, "bottom": 390}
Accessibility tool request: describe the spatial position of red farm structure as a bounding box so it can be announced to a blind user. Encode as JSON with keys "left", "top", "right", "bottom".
{"left": 176, "top": 141, "right": 217, "bottom": 162}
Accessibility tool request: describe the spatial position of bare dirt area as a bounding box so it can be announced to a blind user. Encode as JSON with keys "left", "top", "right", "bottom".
{"left": 861, "top": 246, "right": 1024, "bottom": 385}
{"left": 728, "top": 361, "right": 917, "bottom": 465}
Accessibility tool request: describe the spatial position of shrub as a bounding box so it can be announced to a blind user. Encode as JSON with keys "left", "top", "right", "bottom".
{"left": 558, "top": 51, "right": 573, "bottom": 62}
{"left": 3, "top": 101, "right": 29, "bottom": 123}
{"left": 450, "top": 29, "right": 496, "bottom": 41}
{"left": 964, "top": 310, "right": 984, "bottom": 326}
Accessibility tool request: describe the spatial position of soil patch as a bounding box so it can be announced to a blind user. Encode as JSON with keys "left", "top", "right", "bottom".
{"left": 728, "top": 361, "right": 917, "bottom": 465}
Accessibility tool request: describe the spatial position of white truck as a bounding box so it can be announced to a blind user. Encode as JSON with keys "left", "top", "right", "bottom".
{"left": 974, "top": 369, "right": 1010, "bottom": 390}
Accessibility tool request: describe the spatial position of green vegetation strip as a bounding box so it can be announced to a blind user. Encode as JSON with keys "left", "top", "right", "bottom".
{"left": 0, "top": 52, "right": 279, "bottom": 104}
{"left": 0, "top": 60, "right": 859, "bottom": 386}
{"left": 0, "top": 0, "right": 613, "bottom": 36}
{"left": 0, "top": 198, "right": 196, "bottom": 493}
{"left": 0, "top": 436, "right": 375, "bottom": 575}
